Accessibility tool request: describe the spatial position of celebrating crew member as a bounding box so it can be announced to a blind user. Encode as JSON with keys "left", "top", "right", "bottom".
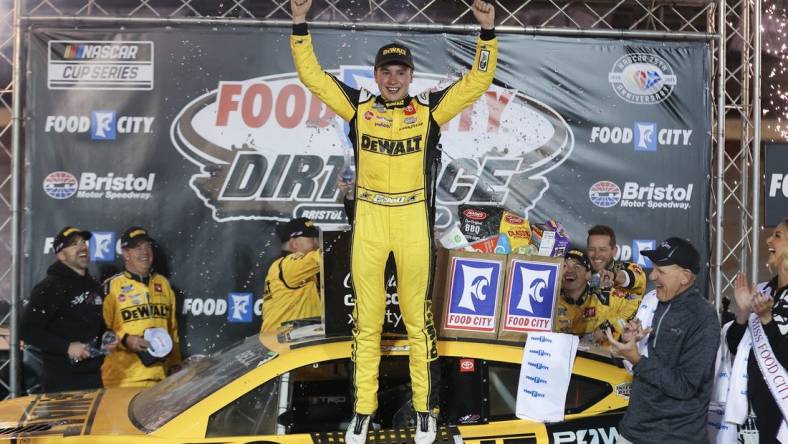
{"left": 586, "top": 224, "right": 647, "bottom": 296}
{"left": 288, "top": 1, "right": 497, "bottom": 442}
{"left": 261, "top": 217, "right": 322, "bottom": 333}
{"left": 102, "top": 226, "right": 181, "bottom": 387}
{"left": 21, "top": 227, "right": 114, "bottom": 392}
{"left": 556, "top": 248, "right": 638, "bottom": 341}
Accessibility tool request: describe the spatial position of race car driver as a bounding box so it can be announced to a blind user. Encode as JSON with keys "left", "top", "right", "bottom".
{"left": 288, "top": 1, "right": 497, "bottom": 443}
{"left": 556, "top": 248, "right": 640, "bottom": 342}
{"left": 261, "top": 217, "right": 322, "bottom": 333}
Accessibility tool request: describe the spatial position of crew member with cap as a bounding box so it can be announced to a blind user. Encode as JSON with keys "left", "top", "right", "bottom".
{"left": 289, "top": 1, "right": 497, "bottom": 442}
{"left": 101, "top": 226, "right": 181, "bottom": 388}
{"left": 261, "top": 217, "right": 322, "bottom": 333}
{"left": 21, "top": 227, "right": 113, "bottom": 392}
{"left": 556, "top": 248, "right": 638, "bottom": 341}
{"left": 606, "top": 237, "right": 720, "bottom": 444}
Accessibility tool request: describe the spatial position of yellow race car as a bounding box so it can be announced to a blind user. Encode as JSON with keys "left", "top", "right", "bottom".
{"left": 0, "top": 330, "right": 631, "bottom": 443}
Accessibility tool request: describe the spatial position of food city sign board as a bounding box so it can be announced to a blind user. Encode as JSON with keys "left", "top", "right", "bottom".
{"left": 25, "top": 28, "right": 710, "bottom": 354}
{"left": 765, "top": 143, "right": 788, "bottom": 227}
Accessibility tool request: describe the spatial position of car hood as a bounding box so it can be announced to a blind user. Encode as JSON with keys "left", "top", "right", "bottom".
{"left": 0, "top": 388, "right": 145, "bottom": 439}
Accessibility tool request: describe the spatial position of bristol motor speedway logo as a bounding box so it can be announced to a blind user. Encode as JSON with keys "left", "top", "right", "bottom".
{"left": 43, "top": 171, "right": 155, "bottom": 200}
{"left": 502, "top": 260, "right": 559, "bottom": 332}
{"left": 608, "top": 52, "right": 677, "bottom": 105}
{"left": 444, "top": 257, "right": 502, "bottom": 332}
{"left": 589, "top": 180, "right": 694, "bottom": 210}
{"left": 170, "top": 68, "right": 574, "bottom": 226}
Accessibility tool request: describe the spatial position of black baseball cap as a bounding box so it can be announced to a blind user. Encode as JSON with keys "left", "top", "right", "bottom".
{"left": 374, "top": 43, "right": 414, "bottom": 69}
{"left": 120, "top": 226, "right": 154, "bottom": 249}
{"left": 279, "top": 217, "right": 320, "bottom": 242}
{"left": 641, "top": 237, "right": 700, "bottom": 274}
{"left": 53, "top": 226, "right": 92, "bottom": 253}
{"left": 565, "top": 248, "right": 592, "bottom": 271}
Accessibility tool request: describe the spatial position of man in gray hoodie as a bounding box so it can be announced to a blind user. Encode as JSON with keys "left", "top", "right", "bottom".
{"left": 606, "top": 237, "right": 720, "bottom": 444}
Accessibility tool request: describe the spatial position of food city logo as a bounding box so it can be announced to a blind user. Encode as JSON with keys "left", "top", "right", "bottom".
{"left": 42, "top": 171, "right": 155, "bottom": 200}
{"left": 610, "top": 239, "right": 657, "bottom": 268}
{"left": 44, "top": 112, "right": 154, "bottom": 140}
{"left": 47, "top": 40, "right": 154, "bottom": 91}
{"left": 170, "top": 67, "right": 574, "bottom": 226}
{"left": 444, "top": 258, "right": 502, "bottom": 332}
{"left": 182, "top": 294, "right": 262, "bottom": 323}
{"left": 588, "top": 180, "right": 694, "bottom": 210}
{"left": 589, "top": 123, "right": 692, "bottom": 151}
{"left": 43, "top": 231, "right": 119, "bottom": 262}
{"left": 608, "top": 52, "right": 677, "bottom": 105}
{"left": 502, "top": 260, "right": 559, "bottom": 332}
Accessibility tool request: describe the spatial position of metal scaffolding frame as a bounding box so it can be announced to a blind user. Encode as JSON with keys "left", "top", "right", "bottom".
{"left": 0, "top": 0, "right": 761, "bottom": 397}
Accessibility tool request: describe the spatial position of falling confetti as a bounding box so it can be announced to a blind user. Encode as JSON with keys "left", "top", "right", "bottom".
{"left": 764, "top": 1, "right": 788, "bottom": 140}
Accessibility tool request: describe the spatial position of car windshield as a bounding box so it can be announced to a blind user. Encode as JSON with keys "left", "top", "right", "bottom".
{"left": 129, "top": 335, "right": 278, "bottom": 432}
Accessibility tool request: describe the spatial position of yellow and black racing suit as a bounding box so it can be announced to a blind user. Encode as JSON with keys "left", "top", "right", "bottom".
{"left": 102, "top": 271, "right": 181, "bottom": 387}
{"left": 556, "top": 285, "right": 641, "bottom": 340}
{"left": 608, "top": 259, "right": 647, "bottom": 297}
{"left": 291, "top": 25, "right": 497, "bottom": 415}
{"left": 261, "top": 249, "right": 322, "bottom": 333}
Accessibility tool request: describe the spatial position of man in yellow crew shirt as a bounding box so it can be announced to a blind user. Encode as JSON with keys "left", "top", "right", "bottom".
{"left": 262, "top": 217, "right": 322, "bottom": 333}
{"left": 102, "top": 226, "right": 181, "bottom": 387}
{"left": 556, "top": 248, "right": 639, "bottom": 341}
{"left": 289, "top": 0, "right": 497, "bottom": 442}
{"left": 586, "top": 224, "right": 647, "bottom": 296}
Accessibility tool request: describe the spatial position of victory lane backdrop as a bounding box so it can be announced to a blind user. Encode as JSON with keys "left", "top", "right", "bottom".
{"left": 23, "top": 26, "right": 711, "bottom": 355}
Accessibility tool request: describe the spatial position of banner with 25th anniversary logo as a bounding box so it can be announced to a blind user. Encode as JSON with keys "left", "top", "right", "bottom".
{"left": 24, "top": 27, "right": 710, "bottom": 355}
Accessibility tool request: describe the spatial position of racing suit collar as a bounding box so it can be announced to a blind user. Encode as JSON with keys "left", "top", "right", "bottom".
{"left": 123, "top": 270, "right": 152, "bottom": 285}
{"left": 375, "top": 95, "right": 412, "bottom": 109}
{"left": 562, "top": 284, "right": 590, "bottom": 306}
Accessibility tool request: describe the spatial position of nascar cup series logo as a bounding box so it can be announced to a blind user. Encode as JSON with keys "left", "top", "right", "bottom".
{"left": 444, "top": 257, "right": 502, "bottom": 332}
{"left": 609, "top": 52, "right": 677, "bottom": 105}
{"left": 47, "top": 40, "right": 154, "bottom": 91}
{"left": 502, "top": 260, "right": 559, "bottom": 332}
{"left": 170, "top": 67, "right": 574, "bottom": 225}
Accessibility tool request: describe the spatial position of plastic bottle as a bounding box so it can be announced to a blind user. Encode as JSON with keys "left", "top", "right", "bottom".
{"left": 341, "top": 148, "right": 356, "bottom": 200}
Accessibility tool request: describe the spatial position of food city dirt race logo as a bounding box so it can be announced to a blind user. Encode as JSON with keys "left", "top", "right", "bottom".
{"left": 171, "top": 68, "right": 574, "bottom": 227}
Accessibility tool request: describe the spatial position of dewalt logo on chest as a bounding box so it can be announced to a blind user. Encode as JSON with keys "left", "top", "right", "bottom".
{"left": 121, "top": 303, "right": 171, "bottom": 321}
{"left": 360, "top": 134, "right": 423, "bottom": 156}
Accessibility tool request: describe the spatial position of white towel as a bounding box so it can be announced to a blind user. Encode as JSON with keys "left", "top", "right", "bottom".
{"left": 708, "top": 321, "right": 739, "bottom": 443}
{"left": 711, "top": 322, "right": 734, "bottom": 405}
{"left": 516, "top": 332, "right": 578, "bottom": 423}
{"left": 624, "top": 290, "right": 658, "bottom": 373}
